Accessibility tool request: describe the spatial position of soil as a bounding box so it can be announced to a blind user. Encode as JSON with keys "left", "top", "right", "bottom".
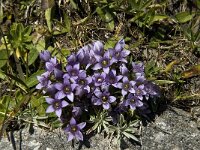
{"left": 0, "top": 106, "right": 200, "bottom": 150}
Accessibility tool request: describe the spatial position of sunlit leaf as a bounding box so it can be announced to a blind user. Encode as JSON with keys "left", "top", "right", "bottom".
{"left": 105, "top": 12, "right": 114, "bottom": 31}
{"left": 96, "top": 7, "right": 105, "bottom": 20}
{"left": 35, "top": 38, "right": 46, "bottom": 52}
{"left": 28, "top": 46, "right": 39, "bottom": 66}
{"left": 70, "top": 0, "right": 78, "bottom": 9}
{"left": 122, "top": 132, "right": 140, "bottom": 142}
{"left": 0, "top": 2, "right": 3, "bottom": 23}
{"left": 30, "top": 96, "right": 44, "bottom": 108}
{"left": 182, "top": 64, "right": 200, "bottom": 78}
{"left": 0, "top": 70, "right": 5, "bottom": 79}
{"left": 63, "top": 13, "right": 71, "bottom": 32}
{"left": 37, "top": 105, "right": 46, "bottom": 116}
{"left": 175, "top": 12, "right": 195, "bottom": 23}
{"left": 162, "top": 60, "right": 179, "bottom": 73}
{"left": 25, "top": 70, "right": 45, "bottom": 88}
{"left": 45, "top": 8, "right": 52, "bottom": 32}
{"left": 0, "top": 49, "right": 8, "bottom": 68}
{"left": 154, "top": 80, "right": 176, "bottom": 85}
{"left": 152, "top": 14, "right": 168, "bottom": 22}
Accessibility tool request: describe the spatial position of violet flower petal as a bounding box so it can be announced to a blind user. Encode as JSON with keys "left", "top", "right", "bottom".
{"left": 46, "top": 105, "right": 54, "bottom": 113}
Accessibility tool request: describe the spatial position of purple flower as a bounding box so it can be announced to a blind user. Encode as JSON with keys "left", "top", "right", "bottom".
{"left": 132, "top": 62, "right": 144, "bottom": 73}
{"left": 45, "top": 57, "right": 63, "bottom": 79}
{"left": 144, "top": 81, "right": 160, "bottom": 99}
{"left": 117, "top": 77, "right": 136, "bottom": 96}
{"left": 40, "top": 50, "right": 51, "bottom": 62}
{"left": 105, "top": 70, "right": 122, "bottom": 87}
{"left": 65, "top": 63, "right": 81, "bottom": 80}
{"left": 67, "top": 53, "right": 78, "bottom": 66}
{"left": 134, "top": 84, "right": 147, "bottom": 100}
{"left": 45, "top": 57, "right": 57, "bottom": 72}
{"left": 93, "top": 41, "right": 104, "bottom": 56}
{"left": 84, "top": 41, "right": 104, "bottom": 69}
{"left": 125, "top": 93, "right": 143, "bottom": 110}
{"left": 92, "top": 50, "right": 114, "bottom": 73}
{"left": 36, "top": 72, "right": 51, "bottom": 89}
{"left": 92, "top": 72, "right": 106, "bottom": 87}
{"left": 109, "top": 39, "right": 130, "bottom": 63}
{"left": 64, "top": 117, "right": 86, "bottom": 141}
{"left": 46, "top": 97, "right": 69, "bottom": 117}
{"left": 77, "top": 44, "right": 91, "bottom": 65}
{"left": 44, "top": 84, "right": 57, "bottom": 96}
{"left": 135, "top": 73, "right": 146, "bottom": 85}
{"left": 54, "top": 79, "right": 77, "bottom": 102}
{"left": 75, "top": 71, "right": 92, "bottom": 95}
{"left": 72, "top": 107, "right": 82, "bottom": 117}
{"left": 120, "top": 63, "right": 129, "bottom": 77}
{"left": 92, "top": 90, "right": 116, "bottom": 109}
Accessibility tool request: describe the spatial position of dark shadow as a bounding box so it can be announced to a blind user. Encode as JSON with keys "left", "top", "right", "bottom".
{"left": 77, "top": 131, "right": 96, "bottom": 150}
{"left": 120, "top": 138, "right": 129, "bottom": 150}
{"left": 138, "top": 94, "right": 169, "bottom": 127}
{"left": 10, "top": 131, "right": 16, "bottom": 150}
{"left": 19, "top": 129, "right": 22, "bottom": 150}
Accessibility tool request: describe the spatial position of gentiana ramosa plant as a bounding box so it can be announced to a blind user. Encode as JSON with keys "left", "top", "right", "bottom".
{"left": 36, "top": 39, "right": 160, "bottom": 142}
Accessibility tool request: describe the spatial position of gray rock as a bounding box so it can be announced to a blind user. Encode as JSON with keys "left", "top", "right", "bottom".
{"left": 0, "top": 107, "right": 199, "bottom": 150}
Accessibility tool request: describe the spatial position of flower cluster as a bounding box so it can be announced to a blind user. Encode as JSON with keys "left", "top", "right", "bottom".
{"left": 36, "top": 39, "right": 160, "bottom": 142}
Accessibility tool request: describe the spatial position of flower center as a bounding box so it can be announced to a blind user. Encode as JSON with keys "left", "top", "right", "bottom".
{"left": 130, "top": 99, "right": 135, "bottom": 103}
{"left": 53, "top": 102, "right": 60, "bottom": 109}
{"left": 123, "top": 83, "right": 129, "bottom": 90}
{"left": 97, "top": 77, "right": 103, "bottom": 83}
{"left": 102, "top": 60, "right": 108, "bottom": 67}
{"left": 65, "top": 86, "right": 70, "bottom": 93}
{"left": 70, "top": 69, "right": 78, "bottom": 76}
{"left": 136, "top": 89, "right": 141, "bottom": 95}
{"left": 115, "top": 52, "right": 120, "bottom": 58}
{"left": 109, "top": 77, "right": 116, "bottom": 84}
{"left": 102, "top": 96, "right": 107, "bottom": 102}
{"left": 79, "top": 79, "right": 86, "bottom": 85}
{"left": 71, "top": 126, "right": 78, "bottom": 132}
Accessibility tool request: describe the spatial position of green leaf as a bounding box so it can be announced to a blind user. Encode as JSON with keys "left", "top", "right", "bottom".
{"left": 25, "top": 70, "right": 45, "bottom": 88}
{"left": 182, "top": 64, "right": 200, "bottom": 78}
{"left": 28, "top": 46, "right": 39, "bottom": 66}
{"left": 175, "top": 12, "right": 195, "bottom": 23}
{"left": 45, "top": 8, "right": 52, "bottom": 32}
{"left": 37, "top": 105, "right": 46, "bottom": 116}
{"left": 0, "top": 49, "right": 8, "bottom": 68}
{"left": 152, "top": 14, "right": 168, "bottom": 22}
{"left": 1, "top": 95, "right": 11, "bottom": 110}
{"left": 70, "top": 0, "right": 78, "bottom": 9}
{"left": 35, "top": 38, "right": 46, "bottom": 52}
{"left": 0, "top": 2, "right": 3, "bottom": 23}
{"left": 23, "top": 26, "right": 32, "bottom": 37}
{"left": 31, "top": 96, "right": 44, "bottom": 108}
{"left": 63, "top": 13, "right": 71, "bottom": 32}
{"left": 105, "top": 12, "right": 114, "bottom": 31}
{"left": 122, "top": 132, "right": 140, "bottom": 142}
{"left": 96, "top": 7, "right": 105, "bottom": 20}
{"left": 154, "top": 80, "right": 176, "bottom": 85}
{"left": 0, "top": 70, "right": 5, "bottom": 79}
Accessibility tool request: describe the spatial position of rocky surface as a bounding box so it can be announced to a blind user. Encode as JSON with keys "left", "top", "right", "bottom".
{"left": 0, "top": 106, "right": 200, "bottom": 150}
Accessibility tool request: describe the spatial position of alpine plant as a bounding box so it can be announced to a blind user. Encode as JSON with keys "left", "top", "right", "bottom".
{"left": 36, "top": 39, "right": 160, "bottom": 142}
